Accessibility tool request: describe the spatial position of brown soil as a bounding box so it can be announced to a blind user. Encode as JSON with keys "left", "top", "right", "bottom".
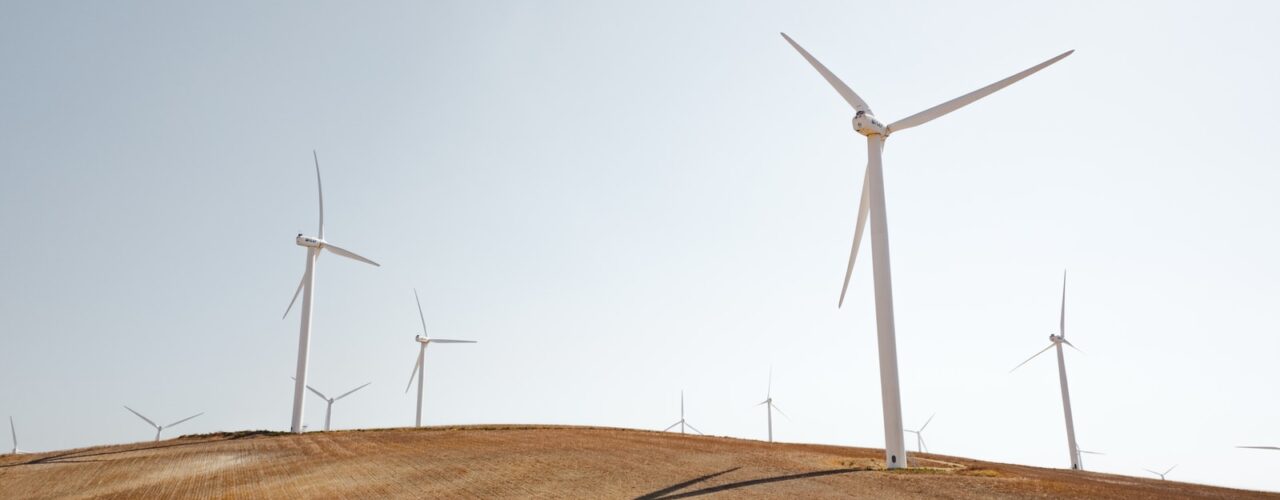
{"left": 0, "top": 425, "right": 1273, "bottom": 499}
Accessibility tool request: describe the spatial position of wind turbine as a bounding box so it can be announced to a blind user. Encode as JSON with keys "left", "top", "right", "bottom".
{"left": 292, "top": 377, "right": 371, "bottom": 431}
{"left": 9, "top": 416, "right": 23, "bottom": 454}
{"left": 663, "top": 391, "right": 702, "bottom": 435}
{"left": 782, "top": 33, "right": 1072, "bottom": 469}
{"left": 1011, "top": 271, "right": 1083, "bottom": 469}
{"left": 906, "top": 414, "right": 935, "bottom": 453}
{"left": 1143, "top": 465, "right": 1177, "bottom": 481}
{"left": 404, "top": 289, "right": 476, "bottom": 427}
{"left": 755, "top": 370, "right": 789, "bottom": 442}
{"left": 282, "top": 151, "right": 380, "bottom": 434}
{"left": 123, "top": 406, "right": 203, "bottom": 442}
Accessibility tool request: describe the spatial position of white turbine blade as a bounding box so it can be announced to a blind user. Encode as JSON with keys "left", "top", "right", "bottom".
{"left": 779, "top": 33, "right": 873, "bottom": 114}
{"left": 838, "top": 163, "right": 872, "bottom": 308}
{"left": 404, "top": 355, "right": 422, "bottom": 393}
{"left": 1060, "top": 269, "right": 1067, "bottom": 338}
{"left": 662, "top": 421, "right": 681, "bottom": 432}
{"left": 920, "top": 436, "right": 928, "bottom": 453}
{"left": 335, "top": 382, "right": 372, "bottom": 401}
{"left": 323, "top": 243, "right": 380, "bottom": 267}
{"left": 313, "top": 150, "right": 324, "bottom": 240}
{"left": 886, "top": 50, "right": 1073, "bottom": 134}
{"left": 1009, "top": 343, "right": 1055, "bottom": 373}
{"left": 755, "top": 400, "right": 769, "bottom": 407}
{"left": 305, "top": 384, "right": 328, "bottom": 401}
{"left": 282, "top": 270, "right": 307, "bottom": 319}
{"left": 1237, "top": 445, "right": 1280, "bottom": 450}
{"left": 414, "top": 288, "right": 429, "bottom": 335}
{"left": 919, "top": 413, "right": 936, "bottom": 431}
{"left": 429, "top": 339, "right": 477, "bottom": 344}
{"left": 165, "top": 412, "right": 203, "bottom": 429}
{"left": 1061, "top": 338, "right": 1084, "bottom": 354}
{"left": 124, "top": 406, "right": 158, "bottom": 429}
{"left": 1164, "top": 465, "right": 1177, "bottom": 475}
{"left": 1143, "top": 468, "right": 1161, "bottom": 476}
{"left": 1080, "top": 450, "right": 1105, "bottom": 455}
{"left": 685, "top": 422, "right": 704, "bottom": 435}
{"left": 771, "top": 402, "right": 791, "bottom": 420}
{"left": 9, "top": 416, "right": 16, "bottom": 448}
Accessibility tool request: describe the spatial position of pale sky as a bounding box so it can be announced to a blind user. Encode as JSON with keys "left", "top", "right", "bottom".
{"left": 2, "top": 0, "right": 1279, "bottom": 493}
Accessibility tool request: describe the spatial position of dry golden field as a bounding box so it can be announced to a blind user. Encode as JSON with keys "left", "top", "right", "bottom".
{"left": 0, "top": 425, "right": 1274, "bottom": 499}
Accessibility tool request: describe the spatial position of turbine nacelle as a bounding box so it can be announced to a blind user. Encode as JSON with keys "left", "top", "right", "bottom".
{"left": 415, "top": 335, "right": 430, "bottom": 344}
{"left": 853, "top": 111, "right": 888, "bottom": 137}
{"left": 296, "top": 234, "right": 323, "bottom": 248}
{"left": 1050, "top": 333, "right": 1064, "bottom": 344}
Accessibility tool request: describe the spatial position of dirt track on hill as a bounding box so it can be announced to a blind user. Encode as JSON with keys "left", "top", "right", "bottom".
{"left": 0, "top": 425, "right": 1274, "bottom": 499}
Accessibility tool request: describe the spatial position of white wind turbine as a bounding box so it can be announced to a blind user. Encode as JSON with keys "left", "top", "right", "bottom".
{"left": 9, "top": 416, "right": 24, "bottom": 454}
{"left": 755, "top": 370, "right": 788, "bottom": 443}
{"left": 124, "top": 406, "right": 203, "bottom": 442}
{"left": 404, "top": 289, "right": 476, "bottom": 427}
{"left": 906, "top": 414, "right": 935, "bottom": 453}
{"left": 663, "top": 391, "right": 702, "bottom": 435}
{"left": 1011, "top": 271, "right": 1084, "bottom": 469}
{"left": 282, "top": 151, "right": 380, "bottom": 434}
{"left": 292, "top": 377, "right": 371, "bottom": 431}
{"left": 782, "top": 33, "right": 1072, "bottom": 469}
{"left": 1143, "top": 465, "right": 1177, "bottom": 481}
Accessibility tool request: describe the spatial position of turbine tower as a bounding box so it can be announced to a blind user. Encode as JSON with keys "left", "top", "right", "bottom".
{"left": 906, "top": 414, "right": 935, "bottom": 453}
{"left": 9, "top": 416, "right": 23, "bottom": 454}
{"left": 663, "top": 391, "right": 702, "bottom": 435}
{"left": 123, "top": 406, "right": 202, "bottom": 442}
{"left": 404, "top": 289, "right": 476, "bottom": 427}
{"left": 282, "top": 151, "right": 380, "bottom": 434}
{"left": 294, "top": 378, "right": 371, "bottom": 431}
{"left": 1011, "top": 270, "right": 1083, "bottom": 469}
{"left": 1143, "top": 465, "right": 1177, "bottom": 480}
{"left": 782, "top": 33, "right": 1071, "bottom": 469}
{"left": 755, "top": 370, "right": 788, "bottom": 442}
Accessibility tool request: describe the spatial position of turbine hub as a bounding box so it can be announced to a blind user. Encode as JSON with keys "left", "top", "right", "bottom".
{"left": 415, "top": 335, "right": 429, "bottom": 344}
{"left": 1049, "top": 334, "right": 1063, "bottom": 343}
{"left": 296, "top": 234, "right": 323, "bottom": 248}
{"left": 852, "top": 111, "right": 888, "bottom": 137}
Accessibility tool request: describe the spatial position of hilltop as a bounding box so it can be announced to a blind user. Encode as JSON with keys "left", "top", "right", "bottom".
{"left": 0, "top": 425, "right": 1273, "bottom": 499}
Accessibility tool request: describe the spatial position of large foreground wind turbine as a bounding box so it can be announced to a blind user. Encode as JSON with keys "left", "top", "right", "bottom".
{"left": 1011, "top": 271, "right": 1083, "bottom": 469}
{"left": 9, "top": 416, "right": 23, "bottom": 454}
{"left": 404, "top": 289, "right": 476, "bottom": 427}
{"left": 1143, "top": 465, "right": 1177, "bottom": 480}
{"left": 782, "top": 32, "right": 1072, "bottom": 469}
{"left": 124, "top": 406, "right": 202, "bottom": 442}
{"left": 755, "top": 370, "right": 788, "bottom": 442}
{"left": 906, "top": 414, "right": 935, "bottom": 453}
{"left": 282, "top": 151, "right": 380, "bottom": 434}
{"left": 663, "top": 391, "right": 702, "bottom": 435}
{"left": 293, "top": 378, "right": 371, "bottom": 431}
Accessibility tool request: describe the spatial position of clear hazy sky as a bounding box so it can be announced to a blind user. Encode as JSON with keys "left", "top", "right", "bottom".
{"left": 2, "top": 0, "right": 1278, "bottom": 493}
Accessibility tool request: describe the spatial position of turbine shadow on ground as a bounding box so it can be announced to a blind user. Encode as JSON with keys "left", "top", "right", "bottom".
{"left": 635, "top": 466, "right": 869, "bottom": 499}
{"left": 0, "top": 430, "right": 277, "bottom": 468}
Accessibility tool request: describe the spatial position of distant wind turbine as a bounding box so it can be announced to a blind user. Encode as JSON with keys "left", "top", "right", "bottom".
{"left": 404, "top": 289, "right": 476, "bottom": 427}
{"left": 292, "top": 377, "right": 371, "bottom": 431}
{"left": 781, "top": 32, "right": 1072, "bottom": 469}
{"left": 906, "top": 414, "right": 935, "bottom": 453}
{"left": 123, "top": 406, "right": 203, "bottom": 442}
{"left": 1143, "top": 465, "right": 1177, "bottom": 480}
{"left": 1011, "top": 270, "right": 1084, "bottom": 469}
{"left": 9, "top": 416, "right": 23, "bottom": 454}
{"left": 282, "top": 151, "right": 380, "bottom": 434}
{"left": 663, "top": 391, "right": 702, "bottom": 435}
{"left": 755, "top": 369, "right": 789, "bottom": 442}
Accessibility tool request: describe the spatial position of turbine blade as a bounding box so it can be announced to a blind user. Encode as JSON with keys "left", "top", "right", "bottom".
{"left": 9, "top": 416, "right": 16, "bottom": 448}
{"left": 282, "top": 270, "right": 307, "bottom": 319}
{"left": 124, "top": 406, "right": 158, "bottom": 429}
{"left": 314, "top": 150, "right": 324, "bottom": 240}
{"left": 1165, "top": 465, "right": 1177, "bottom": 475}
{"left": 335, "top": 382, "right": 372, "bottom": 401}
{"left": 771, "top": 402, "right": 791, "bottom": 420}
{"left": 323, "top": 243, "right": 380, "bottom": 267}
{"left": 1060, "top": 269, "right": 1067, "bottom": 338}
{"left": 1238, "top": 446, "right": 1280, "bottom": 450}
{"left": 886, "top": 50, "right": 1073, "bottom": 134}
{"left": 780, "top": 33, "right": 873, "bottom": 114}
{"left": 662, "top": 421, "right": 681, "bottom": 432}
{"left": 685, "top": 423, "right": 704, "bottom": 435}
{"left": 414, "top": 288, "right": 429, "bottom": 336}
{"left": 165, "top": 412, "right": 203, "bottom": 429}
{"left": 404, "top": 355, "right": 422, "bottom": 393}
{"left": 920, "top": 436, "right": 928, "bottom": 453}
{"left": 755, "top": 400, "right": 769, "bottom": 407}
{"left": 920, "top": 413, "right": 935, "bottom": 431}
{"left": 838, "top": 162, "right": 872, "bottom": 308}
{"left": 305, "top": 384, "right": 328, "bottom": 401}
{"left": 1061, "top": 338, "right": 1084, "bottom": 354}
{"left": 767, "top": 367, "right": 773, "bottom": 399}
{"left": 1143, "top": 468, "right": 1160, "bottom": 476}
{"left": 428, "top": 339, "right": 477, "bottom": 344}
{"left": 1009, "top": 343, "right": 1055, "bottom": 373}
